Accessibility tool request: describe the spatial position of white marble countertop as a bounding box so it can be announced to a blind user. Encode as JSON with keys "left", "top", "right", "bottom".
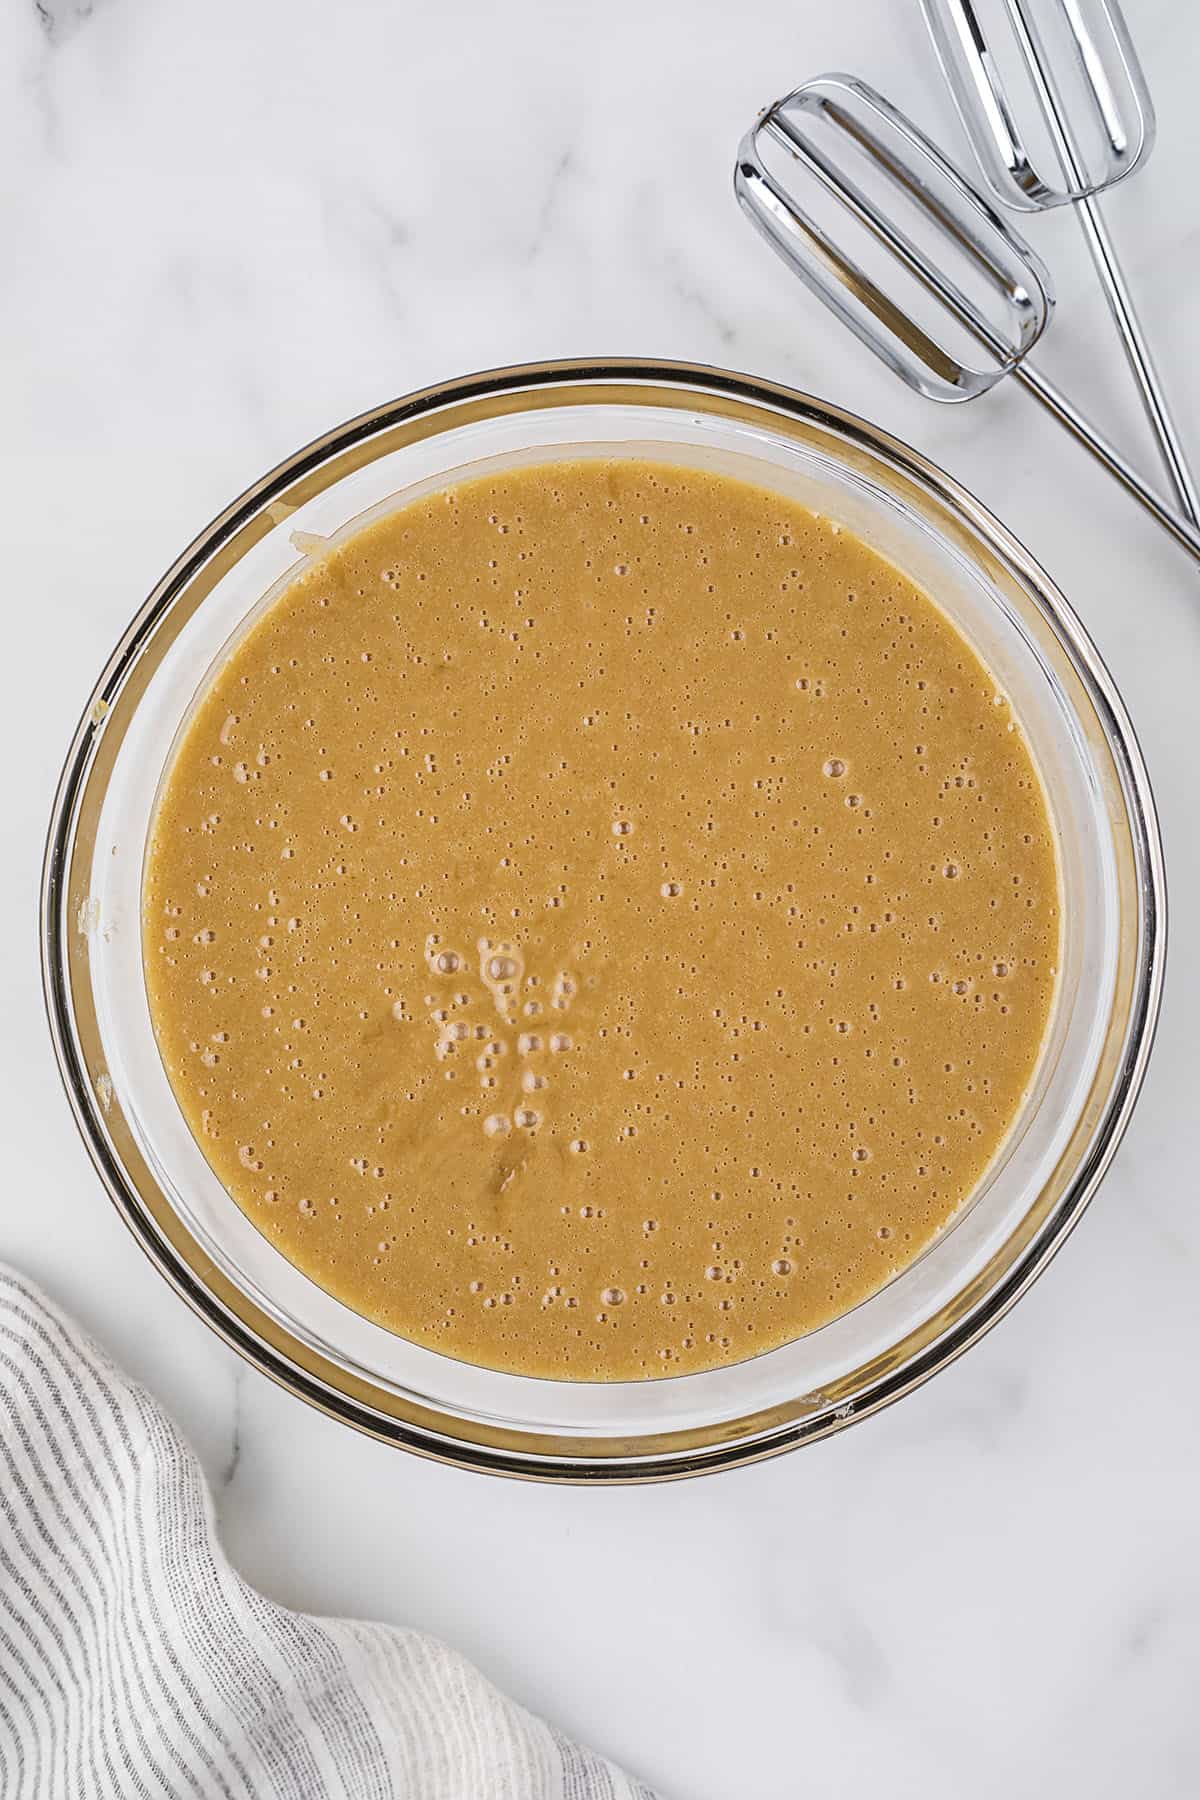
{"left": 4, "top": 0, "right": 1199, "bottom": 1793}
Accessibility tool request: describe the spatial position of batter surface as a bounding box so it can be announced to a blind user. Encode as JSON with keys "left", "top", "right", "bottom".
{"left": 144, "top": 460, "right": 1059, "bottom": 1378}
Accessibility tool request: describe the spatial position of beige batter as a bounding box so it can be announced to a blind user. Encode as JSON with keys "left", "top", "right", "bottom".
{"left": 143, "top": 459, "right": 1059, "bottom": 1378}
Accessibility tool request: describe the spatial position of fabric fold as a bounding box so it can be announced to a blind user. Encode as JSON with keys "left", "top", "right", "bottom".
{"left": 0, "top": 1266, "right": 656, "bottom": 1800}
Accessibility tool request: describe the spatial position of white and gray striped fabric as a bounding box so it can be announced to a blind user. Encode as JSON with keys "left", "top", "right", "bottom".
{"left": 0, "top": 1265, "right": 657, "bottom": 1800}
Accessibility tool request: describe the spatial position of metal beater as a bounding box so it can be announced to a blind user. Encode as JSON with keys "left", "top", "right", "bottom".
{"left": 921, "top": 0, "right": 1199, "bottom": 523}
{"left": 734, "top": 75, "right": 1200, "bottom": 565}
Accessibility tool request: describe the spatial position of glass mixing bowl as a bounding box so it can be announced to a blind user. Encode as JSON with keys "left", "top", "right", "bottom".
{"left": 41, "top": 361, "right": 1165, "bottom": 1481}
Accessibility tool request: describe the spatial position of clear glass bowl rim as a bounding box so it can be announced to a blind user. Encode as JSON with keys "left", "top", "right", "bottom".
{"left": 40, "top": 358, "right": 1166, "bottom": 1482}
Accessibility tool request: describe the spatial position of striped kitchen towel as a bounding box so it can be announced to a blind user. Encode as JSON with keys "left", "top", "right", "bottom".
{"left": 0, "top": 1265, "right": 656, "bottom": 1800}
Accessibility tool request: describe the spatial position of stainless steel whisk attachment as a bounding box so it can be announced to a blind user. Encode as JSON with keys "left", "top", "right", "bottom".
{"left": 734, "top": 76, "right": 1200, "bottom": 566}
{"left": 921, "top": 0, "right": 1199, "bottom": 523}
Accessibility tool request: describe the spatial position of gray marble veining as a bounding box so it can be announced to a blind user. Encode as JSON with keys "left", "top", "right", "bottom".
{"left": 2, "top": 2, "right": 1197, "bottom": 1795}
